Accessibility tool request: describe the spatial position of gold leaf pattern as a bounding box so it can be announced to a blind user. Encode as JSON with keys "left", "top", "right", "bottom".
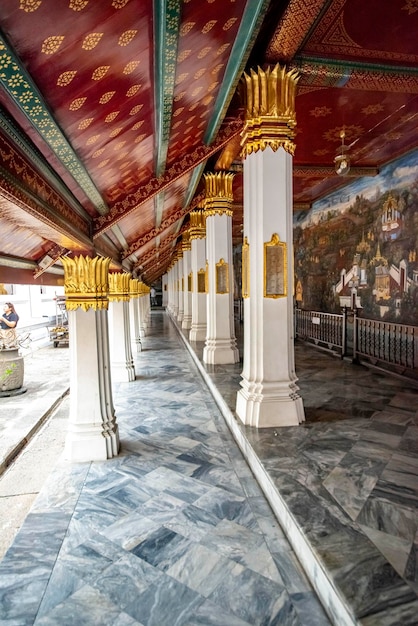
{"left": 211, "top": 63, "right": 224, "bottom": 75}
{"left": 131, "top": 120, "right": 144, "bottom": 130}
{"left": 208, "top": 81, "right": 219, "bottom": 92}
{"left": 173, "top": 107, "right": 184, "bottom": 117}
{"left": 69, "top": 97, "right": 86, "bottom": 111}
{"left": 41, "top": 36, "right": 65, "bottom": 55}
{"left": 69, "top": 0, "right": 88, "bottom": 10}
{"left": 175, "top": 73, "right": 188, "bottom": 85}
{"left": 99, "top": 91, "right": 116, "bottom": 104}
{"left": 310, "top": 106, "right": 332, "bottom": 117}
{"left": 86, "top": 135, "right": 100, "bottom": 144}
{"left": 223, "top": 18, "right": 237, "bottom": 31}
{"left": 126, "top": 85, "right": 140, "bottom": 96}
{"left": 198, "top": 47, "right": 211, "bottom": 59}
{"left": 134, "top": 134, "right": 146, "bottom": 143}
{"left": 178, "top": 50, "right": 191, "bottom": 62}
{"left": 109, "top": 127, "right": 123, "bottom": 137}
{"left": 174, "top": 91, "right": 186, "bottom": 101}
{"left": 92, "top": 66, "right": 110, "bottom": 81}
{"left": 19, "top": 0, "right": 42, "bottom": 12}
{"left": 78, "top": 118, "right": 94, "bottom": 129}
{"left": 129, "top": 104, "right": 143, "bottom": 115}
{"left": 82, "top": 33, "right": 103, "bottom": 50}
{"left": 98, "top": 159, "right": 110, "bottom": 168}
{"left": 362, "top": 103, "right": 384, "bottom": 115}
{"left": 194, "top": 69, "right": 205, "bottom": 79}
{"left": 202, "top": 21, "right": 216, "bottom": 34}
{"left": 123, "top": 61, "right": 139, "bottom": 74}
{"left": 192, "top": 86, "right": 203, "bottom": 97}
{"left": 216, "top": 43, "right": 230, "bottom": 56}
{"left": 112, "top": 0, "right": 129, "bottom": 7}
{"left": 115, "top": 141, "right": 126, "bottom": 150}
{"left": 92, "top": 148, "right": 105, "bottom": 158}
{"left": 172, "top": 120, "right": 182, "bottom": 129}
{"left": 57, "top": 70, "right": 77, "bottom": 86}
{"left": 180, "top": 22, "right": 195, "bottom": 36}
{"left": 116, "top": 151, "right": 128, "bottom": 160}
{"left": 118, "top": 30, "right": 137, "bottom": 46}
{"left": 105, "top": 111, "right": 120, "bottom": 123}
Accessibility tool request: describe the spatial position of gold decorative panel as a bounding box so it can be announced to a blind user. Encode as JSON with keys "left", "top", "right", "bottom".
{"left": 216, "top": 258, "right": 229, "bottom": 294}
{"left": 264, "top": 234, "right": 287, "bottom": 298}
{"left": 197, "top": 268, "right": 206, "bottom": 293}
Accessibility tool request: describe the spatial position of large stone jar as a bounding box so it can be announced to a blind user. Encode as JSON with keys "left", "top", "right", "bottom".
{"left": 0, "top": 348, "right": 24, "bottom": 392}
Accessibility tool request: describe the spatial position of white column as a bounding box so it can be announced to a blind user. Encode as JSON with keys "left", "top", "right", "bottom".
{"left": 171, "top": 259, "right": 179, "bottom": 319}
{"left": 203, "top": 173, "right": 239, "bottom": 365}
{"left": 61, "top": 256, "right": 119, "bottom": 461}
{"left": 176, "top": 254, "right": 184, "bottom": 324}
{"left": 189, "top": 210, "right": 207, "bottom": 342}
{"left": 109, "top": 272, "right": 135, "bottom": 383}
{"left": 129, "top": 279, "right": 142, "bottom": 352}
{"left": 181, "top": 233, "right": 192, "bottom": 330}
{"left": 236, "top": 64, "right": 305, "bottom": 428}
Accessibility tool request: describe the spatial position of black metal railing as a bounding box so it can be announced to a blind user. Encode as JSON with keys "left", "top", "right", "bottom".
{"left": 295, "top": 307, "right": 417, "bottom": 381}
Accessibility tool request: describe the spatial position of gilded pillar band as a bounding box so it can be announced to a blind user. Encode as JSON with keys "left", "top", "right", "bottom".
{"left": 240, "top": 64, "right": 299, "bottom": 157}
{"left": 189, "top": 209, "right": 206, "bottom": 240}
{"left": 61, "top": 255, "right": 110, "bottom": 311}
{"left": 108, "top": 272, "right": 131, "bottom": 302}
{"left": 204, "top": 172, "right": 235, "bottom": 217}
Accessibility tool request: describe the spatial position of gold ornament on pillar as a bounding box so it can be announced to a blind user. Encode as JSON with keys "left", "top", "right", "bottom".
{"left": 61, "top": 255, "right": 110, "bottom": 311}
{"left": 108, "top": 272, "right": 131, "bottom": 302}
{"left": 204, "top": 172, "right": 234, "bottom": 217}
{"left": 129, "top": 278, "right": 140, "bottom": 297}
{"left": 240, "top": 64, "right": 299, "bottom": 157}
{"left": 189, "top": 207, "right": 206, "bottom": 240}
{"left": 182, "top": 231, "right": 191, "bottom": 252}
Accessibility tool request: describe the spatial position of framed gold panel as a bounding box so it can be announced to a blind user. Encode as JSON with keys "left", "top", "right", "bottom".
{"left": 216, "top": 258, "right": 229, "bottom": 294}
{"left": 264, "top": 233, "right": 287, "bottom": 298}
{"left": 242, "top": 236, "right": 249, "bottom": 298}
{"left": 188, "top": 272, "right": 192, "bottom": 292}
{"left": 197, "top": 268, "right": 206, "bottom": 293}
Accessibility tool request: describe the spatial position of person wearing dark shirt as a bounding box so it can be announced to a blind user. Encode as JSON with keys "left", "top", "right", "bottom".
{"left": 0, "top": 302, "right": 19, "bottom": 329}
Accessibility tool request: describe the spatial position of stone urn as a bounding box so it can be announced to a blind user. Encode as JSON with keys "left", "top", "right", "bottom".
{"left": 0, "top": 328, "right": 25, "bottom": 395}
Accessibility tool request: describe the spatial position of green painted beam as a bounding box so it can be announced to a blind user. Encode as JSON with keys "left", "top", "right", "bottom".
{"left": 153, "top": 0, "right": 182, "bottom": 178}
{"left": 0, "top": 32, "right": 108, "bottom": 215}
{"left": 204, "top": 0, "right": 271, "bottom": 144}
{"left": 183, "top": 162, "right": 206, "bottom": 209}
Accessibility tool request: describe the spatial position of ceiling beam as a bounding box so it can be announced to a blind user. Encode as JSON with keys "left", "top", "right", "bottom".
{"left": 94, "top": 121, "right": 243, "bottom": 237}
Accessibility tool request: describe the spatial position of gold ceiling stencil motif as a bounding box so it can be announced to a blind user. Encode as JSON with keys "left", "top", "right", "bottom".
{"left": 180, "top": 23, "right": 195, "bottom": 36}
{"left": 78, "top": 118, "right": 94, "bottom": 129}
{"left": 82, "top": 33, "right": 103, "bottom": 50}
{"left": 69, "top": 0, "right": 88, "bottom": 10}
{"left": 99, "top": 91, "right": 116, "bottom": 104}
{"left": 69, "top": 97, "right": 86, "bottom": 110}
{"left": 115, "top": 141, "right": 126, "bottom": 150}
{"left": 194, "top": 68, "right": 206, "bottom": 79}
{"left": 126, "top": 85, "right": 140, "bottom": 96}
{"left": 92, "top": 148, "right": 105, "bottom": 158}
{"left": 192, "top": 86, "right": 203, "bottom": 97}
{"left": 178, "top": 50, "right": 191, "bottom": 62}
{"left": 123, "top": 61, "right": 139, "bottom": 74}
{"left": 109, "top": 127, "right": 123, "bottom": 137}
{"left": 57, "top": 71, "right": 77, "bottom": 86}
{"left": 20, "top": 0, "right": 42, "bottom": 11}
{"left": 223, "top": 18, "right": 237, "bottom": 31}
{"left": 105, "top": 111, "right": 119, "bottom": 123}
{"left": 98, "top": 159, "right": 110, "bottom": 168}
{"left": 202, "top": 21, "right": 216, "bottom": 34}
{"left": 86, "top": 134, "right": 100, "bottom": 144}
{"left": 216, "top": 43, "right": 230, "bottom": 56}
{"left": 135, "top": 134, "right": 146, "bottom": 143}
{"left": 41, "top": 36, "right": 64, "bottom": 55}
{"left": 112, "top": 0, "right": 130, "bottom": 7}
{"left": 173, "top": 107, "right": 184, "bottom": 117}
{"left": 132, "top": 120, "right": 144, "bottom": 130}
{"left": 129, "top": 104, "right": 143, "bottom": 115}
{"left": 176, "top": 73, "right": 188, "bottom": 85}
{"left": 362, "top": 103, "right": 384, "bottom": 115}
{"left": 119, "top": 30, "right": 137, "bottom": 46}
{"left": 402, "top": 0, "right": 418, "bottom": 14}
{"left": 92, "top": 66, "right": 110, "bottom": 81}
{"left": 310, "top": 106, "right": 331, "bottom": 118}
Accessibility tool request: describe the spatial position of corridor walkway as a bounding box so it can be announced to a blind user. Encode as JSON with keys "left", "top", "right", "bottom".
{"left": 0, "top": 311, "right": 330, "bottom": 626}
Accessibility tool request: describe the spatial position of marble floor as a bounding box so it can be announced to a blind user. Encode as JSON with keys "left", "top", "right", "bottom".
{"left": 0, "top": 309, "right": 417, "bottom": 625}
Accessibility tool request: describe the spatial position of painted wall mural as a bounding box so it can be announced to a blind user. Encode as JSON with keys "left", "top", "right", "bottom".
{"left": 294, "top": 149, "right": 418, "bottom": 325}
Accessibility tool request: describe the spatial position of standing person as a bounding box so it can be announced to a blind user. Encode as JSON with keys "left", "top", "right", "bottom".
{"left": 150, "top": 287, "right": 157, "bottom": 307}
{"left": 0, "top": 302, "right": 19, "bottom": 329}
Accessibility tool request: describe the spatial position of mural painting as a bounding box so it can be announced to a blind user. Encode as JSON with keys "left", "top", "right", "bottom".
{"left": 294, "top": 149, "right": 418, "bottom": 325}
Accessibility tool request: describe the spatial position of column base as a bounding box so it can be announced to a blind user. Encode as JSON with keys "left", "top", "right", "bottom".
{"left": 112, "top": 361, "right": 135, "bottom": 382}
{"left": 203, "top": 338, "right": 239, "bottom": 365}
{"left": 64, "top": 425, "right": 120, "bottom": 462}
{"left": 189, "top": 324, "right": 206, "bottom": 342}
{"left": 236, "top": 379, "right": 305, "bottom": 427}
{"left": 182, "top": 315, "right": 192, "bottom": 330}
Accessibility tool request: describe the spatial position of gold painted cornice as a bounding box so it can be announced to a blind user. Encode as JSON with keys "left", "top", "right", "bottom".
{"left": 108, "top": 272, "right": 131, "bottom": 302}
{"left": 189, "top": 209, "right": 206, "bottom": 240}
{"left": 240, "top": 64, "right": 299, "bottom": 157}
{"left": 204, "top": 172, "right": 234, "bottom": 217}
{"left": 61, "top": 255, "right": 110, "bottom": 311}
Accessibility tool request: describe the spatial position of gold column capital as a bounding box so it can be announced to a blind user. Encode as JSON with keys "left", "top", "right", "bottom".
{"left": 108, "top": 272, "right": 131, "bottom": 302}
{"left": 189, "top": 209, "right": 206, "bottom": 240}
{"left": 204, "top": 171, "right": 235, "bottom": 218}
{"left": 240, "top": 64, "right": 299, "bottom": 157}
{"left": 182, "top": 231, "right": 192, "bottom": 252}
{"left": 61, "top": 255, "right": 110, "bottom": 311}
{"left": 129, "top": 278, "right": 140, "bottom": 297}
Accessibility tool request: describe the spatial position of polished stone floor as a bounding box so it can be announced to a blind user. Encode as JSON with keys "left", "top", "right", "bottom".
{"left": 0, "top": 309, "right": 417, "bottom": 625}
{"left": 0, "top": 312, "right": 330, "bottom": 626}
